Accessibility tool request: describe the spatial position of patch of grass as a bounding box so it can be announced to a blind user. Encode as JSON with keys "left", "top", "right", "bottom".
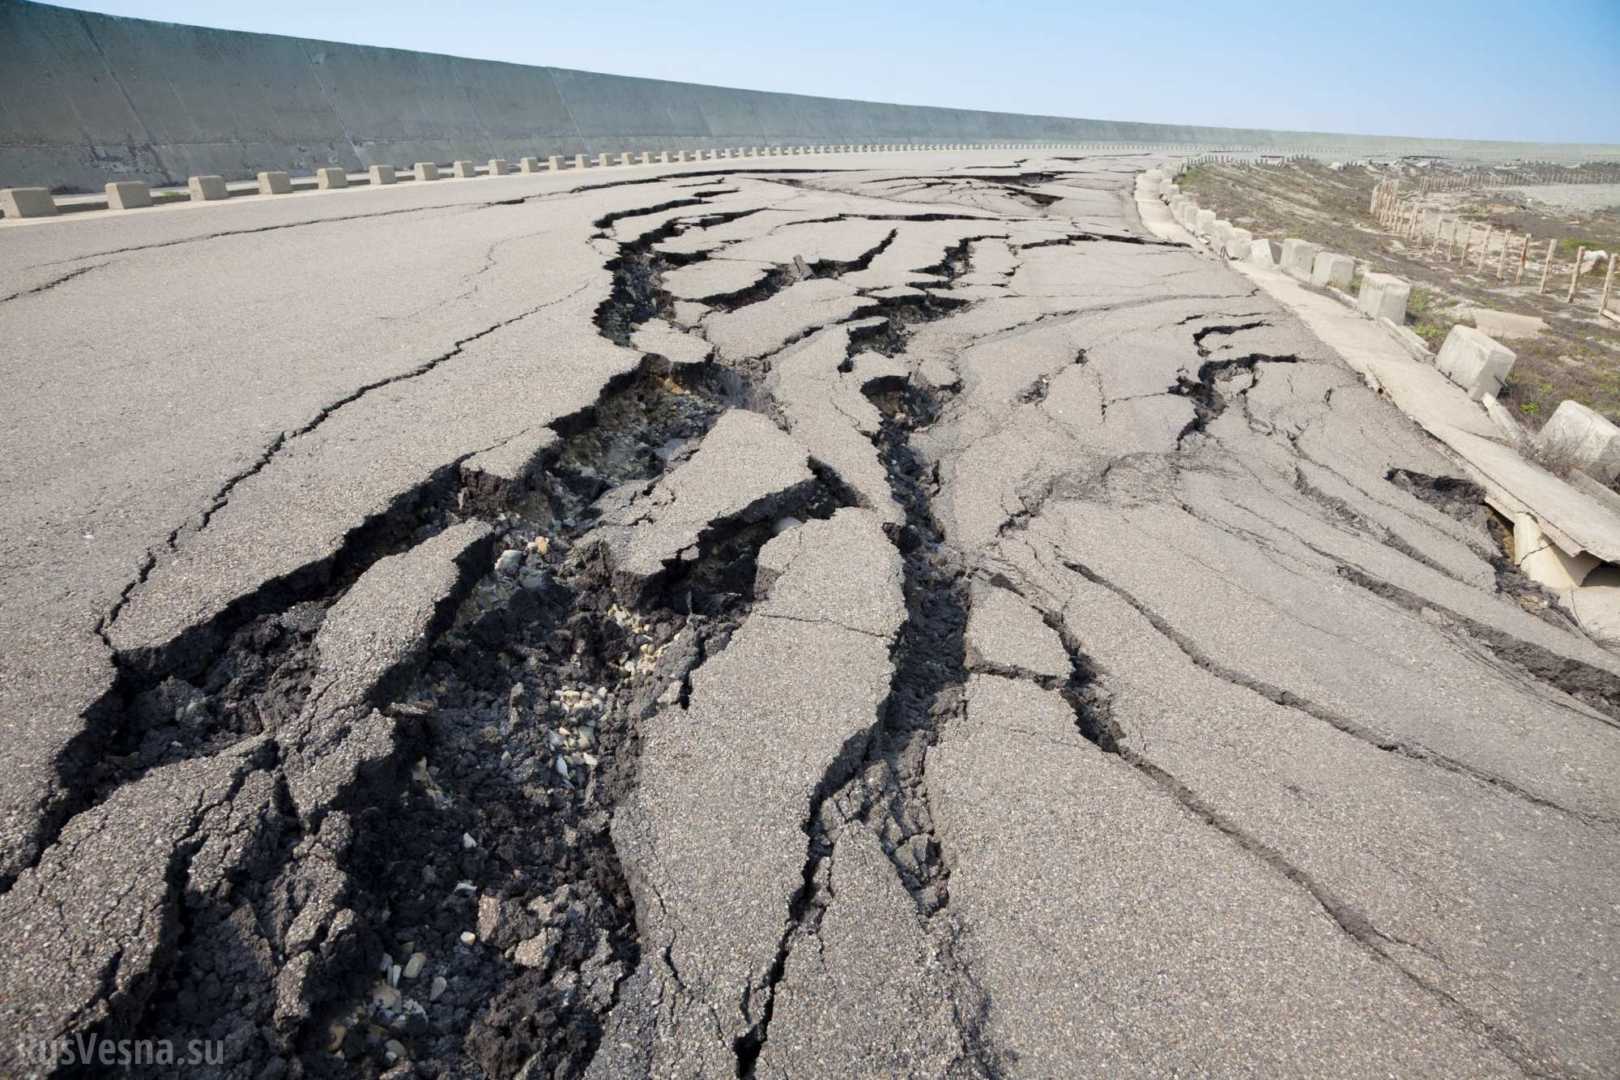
{"left": 1499, "top": 333, "right": 1620, "bottom": 432}
{"left": 1406, "top": 285, "right": 1459, "bottom": 348}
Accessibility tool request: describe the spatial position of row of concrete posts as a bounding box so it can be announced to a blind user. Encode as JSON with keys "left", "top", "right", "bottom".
{"left": 1139, "top": 165, "right": 1620, "bottom": 482}
{"left": 1144, "top": 166, "right": 1516, "bottom": 405}
{"left": 2, "top": 142, "right": 1348, "bottom": 220}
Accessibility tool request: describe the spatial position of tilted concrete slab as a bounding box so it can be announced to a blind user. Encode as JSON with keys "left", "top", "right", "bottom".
{"left": 1436, "top": 423, "right": 1620, "bottom": 562}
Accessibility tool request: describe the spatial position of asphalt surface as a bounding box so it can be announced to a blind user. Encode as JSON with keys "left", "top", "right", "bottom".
{"left": 1, "top": 149, "right": 1617, "bottom": 1079}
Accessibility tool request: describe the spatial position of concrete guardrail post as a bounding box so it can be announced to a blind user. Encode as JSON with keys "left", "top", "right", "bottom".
{"left": 1356, "top": 271, "right": 1411, "bottom": 323}
{"left": 1435, "top": 325, "right": 1515, "bottom": 401}
{"left": 369, "top": 165, "right": 396, "bottom": 186}
{"left": 257, "top": 171, "right": 291, "bottom": 195}
{"left": 1539, "top": 401, "right": 1620, "bottom": 482}
{"left": 488, "top": 159, "right": 509, "bottom": 175}
{"left": 106, "top": 180, "right": 152, "bottom": 210}
{"left": 1310, "top": 252, "right": 1354, "bottom": 290}
{"left": 1279, "top": 238, "right": 1322, "bottom": 278}
{"left": 519, "top": 157, "right": 541, "bottom": 173}
{"left": 0, "top": 187, "right": 58, "bottom": 218}
{"left": 188, "top": 175, "right": 228, "bottom": 201}
{"left": 414, "top": 162, "right": 439, "bottom": 182}
{"left": 316, "top": 167, "right": 348, "bottom": 189}
{"left": 452, "top": 160, "right": 477, "bottom": 178}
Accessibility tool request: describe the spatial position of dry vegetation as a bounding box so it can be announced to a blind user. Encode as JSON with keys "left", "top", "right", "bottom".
{"left": 1179, "top": 161, "right": 1620, "bottom": 428}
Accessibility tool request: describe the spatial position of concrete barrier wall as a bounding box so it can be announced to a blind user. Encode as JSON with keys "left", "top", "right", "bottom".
{"left": 4, "top": 0, "right": 1618, "bottom": 192}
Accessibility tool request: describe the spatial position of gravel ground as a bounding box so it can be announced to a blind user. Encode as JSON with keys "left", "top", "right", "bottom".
{"left": 1502, "top": 183, "right": 1620, "bottom": 212}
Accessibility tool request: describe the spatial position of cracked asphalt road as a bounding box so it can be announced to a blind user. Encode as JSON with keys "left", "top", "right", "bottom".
{"left": 2, "top": 150, "right": 1617, "bottom": 1078}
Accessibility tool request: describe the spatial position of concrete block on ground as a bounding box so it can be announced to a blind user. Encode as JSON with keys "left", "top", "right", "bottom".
{"left": 1356, "top": 271, "right": 1411, "bottom": 324}
{"left": 453, "top": 160, "right": 477, "bottom": 178}
{"left": 1247, "top": 237, "right": 1278, "bottom": 266}
{"left": 619, "top": 152, "right": 633, "bottom": 166}
{"left": 188, "top": 175, "right": 228, "bottom": 201}
{"left": 549, "top": 156, "right": 564, "bottom": 171}
{"left": 316, "top": 167, "right": 347, "bottom": 189}
{"left": 414, "top": 162, "right": 439, "bottom": 181}
{"left": 1435, "top": 325, "right": 1516, "bottom": 402}
{"left": 1538, "top": 400, "right": 1620, "bottom": 483}
{"left": 256, "top": 171, "right": 291, "bottom": 195}
{"left": 1195, "top": 208, "right": 1216, "bottom": 236}
{"left": 1280, "top": 238, "right": 1322, "bottom": 278}
{"left": 572, "top": 155, "right": 587, "bottom": 169}
{"left": 595, "top": 154, "right": 610, "bottom": 167}
{"left": 2, "top": 186, "right": 58, "bottom": 218}
{"left": 488, "top": 159, "right": 509, "bottom": 175}
{"left": 637, "top": 152, "right": 651, "bottom": 164}
{"left": 1310, "top": 251, "right": 1355, "bottom": 290}
{"left": 368, "top": 165, "right": 396, "bottom": 186}
{"left": 105, "top": 180, "right": 151, "bottom": 210}
{"left": 519, "top": 157, "right": 541, "bottom": 173}
{"left": 1464, "top": 307, "right": 1547, "bottom": 340}
{"left": 1224, "top": 228, "right": 1252, "bottom": 260}
{"left": 1210, "top": 219, "right": 1233, "bottom": 250}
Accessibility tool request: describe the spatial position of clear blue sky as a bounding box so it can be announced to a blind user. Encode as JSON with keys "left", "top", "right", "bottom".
{"left": 55, "top": 0, "right": 1620, "bottom": 143}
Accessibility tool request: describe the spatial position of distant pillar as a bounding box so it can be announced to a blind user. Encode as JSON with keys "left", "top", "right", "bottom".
{"left": 105, "top": 181, "right": 152, "bottom": 209}
{"left": 188, "top": 175, "right": 229, "bottom": 201}
{"left": 256, "top": 171, "right": 291, "bottom": 195}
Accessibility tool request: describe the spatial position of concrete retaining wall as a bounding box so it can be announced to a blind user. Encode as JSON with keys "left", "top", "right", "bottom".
{"left": 5, "top": 0, "right": 1619, "bottom": 192}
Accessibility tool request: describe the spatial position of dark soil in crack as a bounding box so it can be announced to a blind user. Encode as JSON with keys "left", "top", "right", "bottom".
{"left": 1386, "top": 468, "right": 1489, "bottom": 525}
{"left": 1384, "top": 467, "right": 1586, "bottom": 633}
{"left": 733, "top": 291, "right": 1002, "bottom": 1076}
{"left": 1172, "top": 353, "right": 1299, "bottom": 444}
{"left": 86, "top": 184, "right": 852, "bottom": 1079}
